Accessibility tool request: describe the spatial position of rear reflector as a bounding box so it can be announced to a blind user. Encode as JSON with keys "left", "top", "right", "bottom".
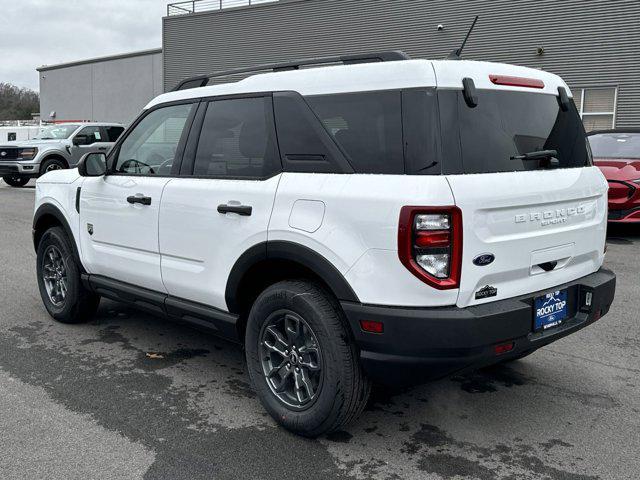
{"left": 415, "top": 230, "right": 451, "bottom": 248}
{"left": 494, "top": 342, "right": 515, "bottom": 355}
{"left": 360, "top": 320, "right": 384, "bottom": 334}
{"left": 489, "top": 74, "right": 545, "bottom": 89}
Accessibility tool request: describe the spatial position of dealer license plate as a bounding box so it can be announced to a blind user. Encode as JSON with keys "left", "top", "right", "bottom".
{"left": 534, "top": 289, "right": 568, "bottom": 331}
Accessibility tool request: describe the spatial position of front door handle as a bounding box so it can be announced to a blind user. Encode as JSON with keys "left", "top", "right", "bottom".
{"left": 217, "top": 204, "right": 252, "bottom": 216}
{"left": 127, "top": 195, "right": 152, "bottom": 206}
{"left": 97, "top": 147, "right": 108, "bottom": 151}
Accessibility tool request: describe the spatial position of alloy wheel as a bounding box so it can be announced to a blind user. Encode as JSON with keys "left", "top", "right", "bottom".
{"left": 259, "top": 310, "right": 323, "bottom": 410}
{"left": 42, "top": 245, "right": 68, "bottom": 307}
{"left": 45, "top": 163, "right": 63, "bottom": 173}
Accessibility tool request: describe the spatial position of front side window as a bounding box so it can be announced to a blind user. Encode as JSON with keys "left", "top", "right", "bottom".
{"left": 439, "top": 89, "right": 591, "bottom": 174}
{"left": 305, "top": 91, "right": 404, "bottom": 174}
{"left": 192, "top": 97, "right": 279, "bottom": 178}
{"left": 113, "top": 103, "right": 194, "bottom": 176}
{"left": 75, "top": 126, "right": 102, "bottom": 145}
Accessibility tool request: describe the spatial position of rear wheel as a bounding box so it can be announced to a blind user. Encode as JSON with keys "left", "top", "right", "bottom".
{"left": 36, "top": 227, "right": 100, "bottom": 324}
{"left": 2, "top": 175, "right": 30, "bottom": 187}
{"left": 245, "top": 280, "right": 370, "bottom": 437}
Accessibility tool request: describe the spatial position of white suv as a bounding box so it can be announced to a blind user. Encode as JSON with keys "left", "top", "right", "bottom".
{"left": 32, "top": 51, "right": 616, "bottom": 437}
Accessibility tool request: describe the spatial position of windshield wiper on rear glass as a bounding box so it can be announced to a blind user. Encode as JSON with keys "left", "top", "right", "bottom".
{"left": 510, "top": 149, "right": 558, "bottom": 161}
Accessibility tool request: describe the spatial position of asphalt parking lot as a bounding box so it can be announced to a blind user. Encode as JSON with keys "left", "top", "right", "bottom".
{"left": 1, "top": 179, "right": 639, "bottom": 480}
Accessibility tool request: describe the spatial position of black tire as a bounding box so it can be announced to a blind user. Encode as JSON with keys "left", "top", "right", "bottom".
{"left": 36, "top": 226, "right": 100, "bottom": 324}
{"left": 2, "top": 175, "right": 30, "bottom": 187}
{"left": 245, "top": 280, "right": 371, "bottom": 437}
{"left": 40, "top": 157, "right": 66, "bottom": 175}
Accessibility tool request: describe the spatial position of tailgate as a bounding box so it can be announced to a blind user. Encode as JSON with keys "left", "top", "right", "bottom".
{"left": 448, "top": 167, "right": 608, "bottom": 307}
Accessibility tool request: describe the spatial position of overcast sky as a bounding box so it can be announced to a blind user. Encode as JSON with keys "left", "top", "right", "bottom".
{"left": 0, "top": 0, "right": 172, "bottom": 91}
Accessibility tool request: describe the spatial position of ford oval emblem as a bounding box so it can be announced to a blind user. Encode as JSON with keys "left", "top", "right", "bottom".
{"left": 473, "top": 253, "right": 495, "bottom": 266}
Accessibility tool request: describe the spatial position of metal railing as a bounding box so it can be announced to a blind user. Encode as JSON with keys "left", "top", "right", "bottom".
{"left": 167, "top": 0, "right": 279, "bottom": 16}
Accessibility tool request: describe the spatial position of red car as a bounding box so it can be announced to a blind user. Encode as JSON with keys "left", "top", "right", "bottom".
{"left": 589, "top": 129, "right": 640, "bottom": 222}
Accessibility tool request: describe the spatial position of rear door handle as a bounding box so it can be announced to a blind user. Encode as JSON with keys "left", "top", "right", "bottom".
{"left": 127, "top": 195, "right": 152, "bottom": 206}
{"left": 217, "top": 204, "right": 252, "bottom": 216}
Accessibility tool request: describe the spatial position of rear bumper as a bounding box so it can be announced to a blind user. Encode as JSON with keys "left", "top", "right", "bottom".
{"left": 342, "top": 268, "right": 616, "bottom": 386}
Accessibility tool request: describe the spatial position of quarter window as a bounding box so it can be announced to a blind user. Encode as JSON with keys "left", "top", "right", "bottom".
{"left": 305, "top": 91, "right": 404, "bottom": 174}
{"left": 113, "top": 103, "right": 194, "bottom": 176}
{"left": 572, "top": 87, "right": 617, "bottom": 132}
{"left": 192, "top": 97, "right": 280, "bottom": 178}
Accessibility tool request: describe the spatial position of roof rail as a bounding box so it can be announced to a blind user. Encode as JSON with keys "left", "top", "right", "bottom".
{"left": 171, "top": 50, "right": 411, "bottom": 91}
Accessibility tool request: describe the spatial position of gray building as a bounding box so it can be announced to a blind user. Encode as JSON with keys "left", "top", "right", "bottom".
{"left": 37, "top": 0, "right": 640, "bottom": 130}
{"left": 38, "top": 49, "right": 163, "bottom": 125}
{"left": 163, "top": 0, "right": 640, "bottom": 131}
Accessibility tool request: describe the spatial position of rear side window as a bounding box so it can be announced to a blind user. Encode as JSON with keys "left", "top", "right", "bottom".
{"left": 105, "top": 126, "right": 125, "bottom": 142}
{"left": 273, "top": 92, "right": 349, "bottom": 174}
{"left": 306, "top": 91, "right": 404, "bottom": 174}
{"left": 193, "top": 96, "right": 280, "bottom": 178}
{"left": 439, "top": 89, "right": 591, "bottom": 174}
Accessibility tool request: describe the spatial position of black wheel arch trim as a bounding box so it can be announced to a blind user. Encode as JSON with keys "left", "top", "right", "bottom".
{"left": 33, "top": 203, "right": 81, "bottom": 266}
{"left": 225, "top": 241, "right": 360, "bottom": 313}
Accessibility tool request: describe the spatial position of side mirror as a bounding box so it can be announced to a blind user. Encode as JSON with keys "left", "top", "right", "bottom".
{"left": 78, "top": 152, "right": 107, "bottom": 177}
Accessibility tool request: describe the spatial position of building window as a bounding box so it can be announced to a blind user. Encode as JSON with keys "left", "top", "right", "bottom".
{"left": 572, "top": 87, "right": 617, "bottom": 132}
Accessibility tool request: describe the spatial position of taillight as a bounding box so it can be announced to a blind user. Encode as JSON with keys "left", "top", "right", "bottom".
{"left": 398, "top": 206, "right": 463, "bottom": 289}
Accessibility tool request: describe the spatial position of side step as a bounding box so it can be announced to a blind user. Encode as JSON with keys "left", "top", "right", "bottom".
{"left": 82, "top": 274, "right": 240, "bottom": 342}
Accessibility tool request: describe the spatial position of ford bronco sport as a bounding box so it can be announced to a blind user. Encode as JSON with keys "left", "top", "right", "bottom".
{"left": 32, "top": 51, "right": 616, "bottom": 437}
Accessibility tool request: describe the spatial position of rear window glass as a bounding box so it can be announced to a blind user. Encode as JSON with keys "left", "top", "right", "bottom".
{"left": 588, "top": 132, "right": 640, "bottom": 159}
{"left": 106, "top": 126, "right": 125, "bottom": 142}
{"left": 305, "top": 91, "right": 404, "bottom": 174}
{"left": 439, "top": 90, "right": 591, "bottom": 174}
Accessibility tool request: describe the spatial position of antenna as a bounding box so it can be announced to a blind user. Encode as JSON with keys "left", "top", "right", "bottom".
{"left": 447, "top": 16, "right": 479, "bottom": 60}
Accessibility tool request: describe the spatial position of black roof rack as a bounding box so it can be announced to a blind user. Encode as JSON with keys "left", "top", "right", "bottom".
{"left": 171, "top": 50, "right": 411, "bottom": 91}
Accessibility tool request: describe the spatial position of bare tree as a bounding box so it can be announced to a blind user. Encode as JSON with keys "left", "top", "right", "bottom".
{"left": 0, "top": 83, "right": 39, "bottom": 121}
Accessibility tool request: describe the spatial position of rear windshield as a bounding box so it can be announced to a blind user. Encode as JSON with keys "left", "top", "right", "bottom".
{"left": 300, "top": 88, "right": 591, "bottom": 175}
{"left": 438, "top": 89, "right": 592, "bottom": 174}
{"left": 588, "top": 132, "right": 640, "bottom": 159}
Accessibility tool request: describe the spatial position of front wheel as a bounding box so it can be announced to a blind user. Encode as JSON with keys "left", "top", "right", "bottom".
{"left": 2, "top": 175, "right": 30, "bottom": 187}
{"left": 36, "top": 227, "right": 100, "bottom": 324}
{"left": 245, "top": 280, "right": 371, "bottom": 437}
{"left": 40, "top": 157, "right": 66, "bottom": 175}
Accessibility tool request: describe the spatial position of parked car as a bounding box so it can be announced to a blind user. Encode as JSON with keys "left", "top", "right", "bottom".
{"left": 0, "top": 122, "right": 125, "bottom": 187}
{"left": 32, "top": 51, "right": 616, "bottom": 437}
{"left": 589, "top": 129, "right": 640, "bottom": 222}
